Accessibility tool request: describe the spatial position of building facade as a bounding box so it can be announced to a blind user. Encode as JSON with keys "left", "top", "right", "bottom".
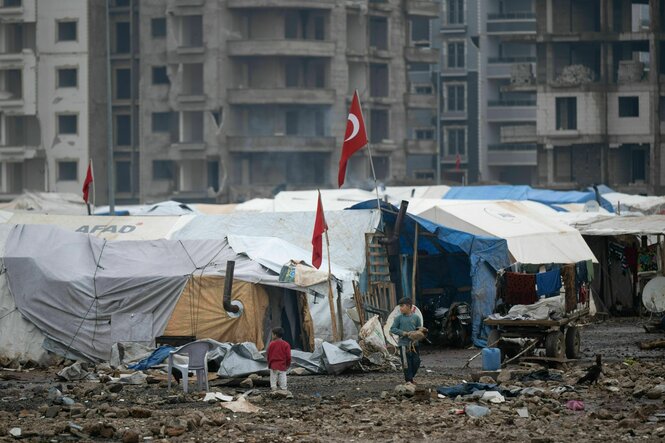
{"left": 0, "top": 0, "right": 108, "bottom": 201}
{"left": 137, "top": 0, "right": 441, "bottom": 203}
{"left": 535, "top": 0, "right": 664, "bottom": 195}
{"left": 439, "top": 0, "right": 537, "bottom": 185}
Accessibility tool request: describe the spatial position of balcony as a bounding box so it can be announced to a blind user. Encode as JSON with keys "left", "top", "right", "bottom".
{"left": 406, "top": 139, "right": 436, "bottom": 154}
{"left": 486, "top": 12, "right": 536, "bottom": 35}
{"left": 500, "top": 124, "right": 537, "bottom": 144}
{"left": 0, "top": 55, "right": 35, "bottom": 114}
{"left": 487, "top": 56, "right": 535, "bottom": 78}
{"left": 171, "top": 142, "right": 206, "bottom": 152}
{"left": 405, "top": 46, "right": 438, "bottom": 64}
{"left": 487, "top": 100, "right": 536, "bottom": 121}
{"left": 227, "top": 0, "right": 334, "bottom": 8}
{"left": 172, "top": 0, "right": 204, "bottom": 7}
{"left": 487, "top": 143, "right": 537, "bottom": 166}
{"left": 228, "top": 40, "right": 335, "bottom": 58}
{"left": 228, "top": 88, "right": 335, "bottom": 105}
{"left": 227, "top": 136, "right": 335, "bottom": 153}
{"left": 405, "top": 0, "right": 439, "bottom": 17}
{"left": 0, "top": 0, "right": 34, "bottom": 22}
{"left": 405, "top": 93, "right": 436, "bottom": 108}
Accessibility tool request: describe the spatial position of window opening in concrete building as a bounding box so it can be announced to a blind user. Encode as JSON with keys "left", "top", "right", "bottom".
{"left": 115, "top": 114, "right": 131, "bottom": 146}
{"left": 369, "top": 63, "right": 388, "bottom": 97}
{"left": 5, "top": 115, "right": 38, "bottom": 146}
{"left": 285, "top": 63, "right": 299, "bottom": 87}
{"left": 410, "top": 17, "right": 430, "bottom": 47}
{"left": 314, "top": 15, "right": 325, "bottom": 41}
{"left": 3, "top": 162, "right": 23, "bottom": 193}
{"left": 115, "top": 160, "right": 131, "bottom": 193}
{"left": 346, "top": 13, "right": 365, "bottom": 53}
{"left": 3, "top": 23, "right": 33, "bottom": 53}
{"left": 57, "top": 21, "right": 77, "bottom": 42}
{"left": 115, "top": 68, "right": 131, "bottom": 99}
{"left": 151, "top": 18, "right": 166, "bottom": 38}
{"left": 58, "top": 114, "right": 77, "bottom": 135}
{"left": 2, "top": 0, "right": 21, "bottom": 7}
{"left": 447, "top": 41, "right": 464, "bottom": 68}
{"left": 0, "top": 69, "right": 21, "bottom": 99}
{"left": 347, "top": 62, "right": 366, "bottom": 94}
{"left": 314, "top": 110, "right": 325, "bottom": 136}
{"left": 415, "top": 128, "right": 434, "bottom": 140}
{"left": 407, "top": 154, "right": 435, "bottom": 179}
{"left": 414, "top": 84, "right": 433, "bottom": 94}
{"left": 370, "top": 109, "right": 388, "bottom": 143}
{"left": 286, "top": 153, "right": 328, "bottom": 185}
{"left": 152, "top": 66, "right": 169, "bottom": 85}
{"left": 285, "top": 11, "right": 299, "bottom": 39}
{"left": 115, "top": 22, "right": 130, "bottom": 53}
{"left": 181, "top": 111, "right": 204, "bottom": 143}
{"left": 448, "top": 0, "right": 464, "bottom": 24}
{"left": 554, "top": 147, "right": 572, "bottom": 182}
{"left": 632, "top": 148, "right": 646, "bottom": 182}
{"left": 182, "top": 63, "right": 203, "bottom": 95}
{"left": 373, "top": 156, "right": 389, "bottom": 181}
{"left": 153, "top": 160, "right": 174, "bottom": 180}
{"left": 152, "top": 112, "right": 171, "bottom": 133}
{"left": 618, "top": 96, "right": 639, "bottom": 118}
{"left": 57, "top": 161, "right": 77, "bottom": 181}
{"left": 57, "top": 68, "right": 77, "bottom": 88}
{"left": 446, "top": 127, "right": 465, "bottom": 156}
{"left": 409, "top": 63, "right": 430, "bottom": 73}
{"left": 555, "top": 97, "right": 577, "bottom": 130}
{"left": 112, "top": 0, "right": 130, "bottom": 7}
{"left": 180, "top": 15, "right": 203, "bottom": 48}
{"left": 207, "top": 160, "right": 219, "bottom": 192}
{"left": 285, "top": 110, "right": 299, "bottom": 135}
{"left": 446, "top": 84, "right": 465, "bottom": 112}
{"left": 369, "top": 16, "right": 388, "bottom": 51}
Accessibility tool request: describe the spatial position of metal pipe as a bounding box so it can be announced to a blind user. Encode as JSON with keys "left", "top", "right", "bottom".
{"left": 223, "top": 260, "right": 239, "bottom": 314}
{"left": 435, "top": 67, "right": 441, "bottom": 185}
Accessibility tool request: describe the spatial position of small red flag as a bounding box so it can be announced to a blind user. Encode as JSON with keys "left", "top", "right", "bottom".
{"left": 455, "top": 153, "right": 461, "bottom": 171}
{"left": 311, "top": 191, "right": 328, "bottom": 269}
{"left": 82, "top": 161, "right": 93, "bottom": 203}
{"left": 338, "top": 91, "right": 368, "bottom": 187}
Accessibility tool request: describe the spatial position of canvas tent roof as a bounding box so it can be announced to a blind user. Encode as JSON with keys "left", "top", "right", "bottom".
{"left": 3, "top": 224, "right": 316, "bottom": 362}
{"left": 4, "top": 213, "right": 193, "bottom": 241}
{"left": 94, "top": 201, "right": 198, "bottom": 216}
{"left": 0, "top": 191, "right": 88, "bottom": 215}
{"left": 572, "top": 215, "right": 665, "bottom": 236}
{"left": 601, "top": 192, "right": 665, "bottom": 215}
{"left": 410, "top": 199, "right": 597, "bottom": 264}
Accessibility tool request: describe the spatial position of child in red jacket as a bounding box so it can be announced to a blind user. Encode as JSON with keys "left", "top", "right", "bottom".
{"left": 266, "top": 327, "right": 291, "bottom": 391}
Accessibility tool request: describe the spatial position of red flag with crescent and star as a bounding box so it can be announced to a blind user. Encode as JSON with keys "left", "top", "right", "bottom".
{"left": 338, "top": 90, "right": 368, "bottom": 188}
{"left": 311, "top": 190, "right": 328, "bottom": 269}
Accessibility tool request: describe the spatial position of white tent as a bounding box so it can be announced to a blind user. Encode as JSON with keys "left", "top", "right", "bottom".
{"left": 412, "top": 199, "right": 597, "bottom": 264}
{"left": 602, "top": 192, "right": 665, "bottom": 215}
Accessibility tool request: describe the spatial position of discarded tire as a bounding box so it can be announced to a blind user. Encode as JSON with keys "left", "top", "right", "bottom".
{"left": 545, "top": 330, "right": 564, "bottom": 358}
{"left": 565, "top": 326, "right": 581, "bottom": 359}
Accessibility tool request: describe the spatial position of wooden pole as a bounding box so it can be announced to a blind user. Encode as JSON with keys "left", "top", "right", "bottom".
{"left": 324, "top": 229, "right": 339, "bottom": 342}
{"left": 411, "top": 224, "right": 418, "bottom": 304}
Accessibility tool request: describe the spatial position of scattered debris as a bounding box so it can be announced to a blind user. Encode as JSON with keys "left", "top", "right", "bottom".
{"left": 464, "top": 404, "right": 490, "bottom": 418}
{"left": 202, "top": 392, "right": 233, "bottom": 403}
{"left": 220, "top": 396, "right": 261, "bottom": 413}
{"left": 565, "top": 400, "right": 585, "bottom": 411}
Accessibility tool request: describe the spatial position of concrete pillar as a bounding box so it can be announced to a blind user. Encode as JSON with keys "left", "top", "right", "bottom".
{"left": 649, "top": 0, "right": 661, "bottom": 193}
{"left": 600, "top": 144, "right": 607, "bottom": 184}
{"left": 546, "top": 44, "right": 555, "bottom": 84}
{"left": 546, "top": 145, "right": 554, "bottom": 184}
{"left": 546, "top": 0, "right": 553, "bottom": 33}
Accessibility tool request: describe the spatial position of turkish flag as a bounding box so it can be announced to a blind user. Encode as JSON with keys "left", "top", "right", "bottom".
{"left": 82, "top": 161, "right": 93, "bottom": 203}
{"left": 455, "top": 153, "right": 461, "bottom": 171}
{"left": 311, "top": 191, "right": 328, "bottom": 269}
{"left": 338, "top": 91, "right": 368, "bottom": 187}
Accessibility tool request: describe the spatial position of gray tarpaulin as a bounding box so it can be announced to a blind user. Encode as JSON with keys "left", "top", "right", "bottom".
{"left": 4, "top": 225, "right": 290, "bottom": 362}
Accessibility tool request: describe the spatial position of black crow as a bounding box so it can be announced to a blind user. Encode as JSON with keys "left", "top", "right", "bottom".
{"left": 577, "top": 354, "right": 603, "bottom": 385}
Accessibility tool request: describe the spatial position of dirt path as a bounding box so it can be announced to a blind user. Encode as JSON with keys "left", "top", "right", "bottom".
{"left": 0, "top": 317, "right": 664, "bottom": 442}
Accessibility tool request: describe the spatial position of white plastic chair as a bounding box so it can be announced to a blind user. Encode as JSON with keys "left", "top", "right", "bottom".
{"left": 167, "top": 340, "right": 215, "bottom": 393}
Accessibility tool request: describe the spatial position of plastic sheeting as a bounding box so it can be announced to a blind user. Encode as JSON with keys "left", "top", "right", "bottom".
{"left": 444, "top": 185, "right": 614, "bottom": 213}
{"left": 171, "top": 210, "right": 380, "bottom": 275}
{"left": 3, "top": 225, "right": 291, "bottom": 362}
{"left": 350, "top": 201, "right": 511, "bottom": 347}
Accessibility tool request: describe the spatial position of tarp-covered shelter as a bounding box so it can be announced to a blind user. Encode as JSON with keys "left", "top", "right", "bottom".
{"left": 350, "top": 201, "right": 511, "bottom": 346}
{"left": 0, "top": 191, "right": 88, "bottom": 215}
{"left": 571, "top": 215, "right": 665, "bottom": 313}
{"left": 2, "top": 224, "right": 327, "bottom": 362}
{"left": 410, "top": 200, "right": 597, "bottom": 265}
{"left": 443, "top": 185, "right": 614, "bottom": 213}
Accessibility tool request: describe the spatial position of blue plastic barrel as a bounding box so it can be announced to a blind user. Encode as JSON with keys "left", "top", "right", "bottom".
{"left": 482, "top": 347, "right": 501, "bottom": 371}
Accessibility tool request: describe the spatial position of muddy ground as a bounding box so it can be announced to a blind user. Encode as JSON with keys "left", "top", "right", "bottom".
{"left": 1, "top": 317, "right": 665, "bottom": 442}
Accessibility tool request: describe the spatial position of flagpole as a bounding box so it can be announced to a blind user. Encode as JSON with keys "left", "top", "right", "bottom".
{"left": 324, "top": 229, "right": 341, "bottom": 342}
{"left": 91, "top": 160, "right": 96, "bottom": 214}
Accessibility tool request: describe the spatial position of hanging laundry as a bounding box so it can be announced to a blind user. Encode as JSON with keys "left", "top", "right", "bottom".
{"left": 575, "top": 261, "right": 588, "bottom": 289}
{"left": 638, "top": 244, "right": 659, "bottom": 273}
{"left": 536, "top": 268, "right": 562, "bottom": 297}
{"left": 504, "top": 272, "right": 537, "bottom": 305}
{"left": 609, "top": 242, "right": 628, "bottom": 270}
{"left": 585, "top": 259, "right": 594, "bottom": 282}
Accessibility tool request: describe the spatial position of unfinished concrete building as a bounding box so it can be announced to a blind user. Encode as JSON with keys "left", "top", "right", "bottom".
{"left": 0, "top": 0, "right": 108, "bottom": 201}
{"left": 536, "top": 0, "right": 664, "bottom": 194}
{"left": 137, "top": 0, "right": 440, "bottom": 203}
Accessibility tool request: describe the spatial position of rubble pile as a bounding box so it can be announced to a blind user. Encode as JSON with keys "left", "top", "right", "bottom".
{"left": 553, "top": 65, "right": 595, "bottom": 87}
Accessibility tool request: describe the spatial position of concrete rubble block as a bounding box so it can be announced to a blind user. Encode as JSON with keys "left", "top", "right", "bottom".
{"left": 510, "top": 63, "right": 534, "bottom": 85}
{"left": 617, "top": 61, "right": 644, "bottom": 84}
{"left": 553, "top": 65, "right": 594, "bottom": 87}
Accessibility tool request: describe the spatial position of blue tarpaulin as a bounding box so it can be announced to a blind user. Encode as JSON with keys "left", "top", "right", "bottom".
{"left": 127, "top": 346, "right": 175, "bottom": 371}
{"left": 349, "top": 201, "right": 511, "bottom": 347}
{"left": 444, "top": 185, "right": 614, "bottom": 213}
